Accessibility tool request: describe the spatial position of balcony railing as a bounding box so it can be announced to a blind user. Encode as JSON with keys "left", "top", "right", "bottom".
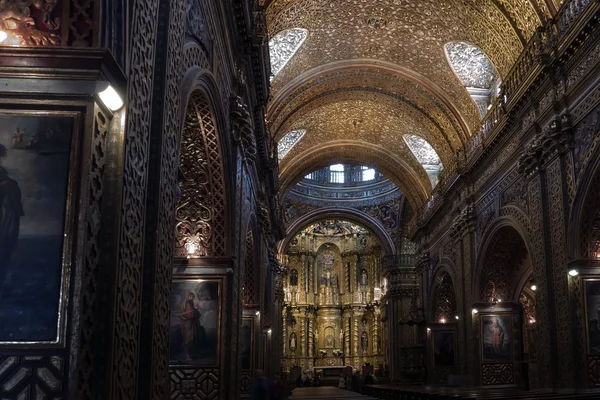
{"left": 413, "top": 0, "right": 598, "bottom": 231}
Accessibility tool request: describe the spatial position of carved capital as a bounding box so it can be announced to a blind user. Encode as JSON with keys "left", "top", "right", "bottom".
{"left": 258, "top": 202, "right": 272, "bottom": 236}
{"left": 450, "top": 205, "right": 476, "bottom": 242}
{"left": 230, "top": 95, "right": 257, "bottom": 163}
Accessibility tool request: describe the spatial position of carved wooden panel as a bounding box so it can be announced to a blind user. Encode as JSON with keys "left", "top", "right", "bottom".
{"left": 240, "top": 371, "right": 252, "bottom": 394}
{"left": 431, "top": 271, "right": 456, "bottom": 322}
{"left": 0, "top": 355, "right": 66, "bottom": 398}
{"left": 588, "top": 355, "right": 600, "bottom": 388}
{"left": 433, "top": 367, "right": 456, "bottom": 384}
{"left": 175, "top": 92, "right": 226, "bottom": 258}
{"left": 481, "top": 363, "right": 514, "bottom": 385}
{"left": 170, "top": 368, "right": 220, "bottom": 400}
{"left": 243, "top": 229, "right": 256, "bottom": 305}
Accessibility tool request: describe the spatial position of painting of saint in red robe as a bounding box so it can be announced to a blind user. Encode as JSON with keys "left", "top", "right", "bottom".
{"left": 482, "top": 315, "right": 511, "bottom": 362}
{"left": 170, "top": 280, "right": 220, "bottom": 365}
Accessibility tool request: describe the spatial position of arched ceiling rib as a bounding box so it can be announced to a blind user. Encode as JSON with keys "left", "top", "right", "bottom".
{"left": 278, "top": 141, "right": 431, "bottom": 209}
{"left": 266, "top": 0, "right": 553, "bottom": 207}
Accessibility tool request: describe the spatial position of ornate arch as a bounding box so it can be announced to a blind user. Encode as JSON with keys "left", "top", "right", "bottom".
{"left": 429, "top": 267, "right": 457, "bottom": 323}
{"left": 174, "top": 87, "right": 228, "bottom": 258}
{"left": 474, "top": 221, "right": 532, "bottom": 303}
{"left": 278, "top": 207, "right": 396, "bottom": 256}
{"left": 568, "top": 138, "right": 600, "bottom": 259}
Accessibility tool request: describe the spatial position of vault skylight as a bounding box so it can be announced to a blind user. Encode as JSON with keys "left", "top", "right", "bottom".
{"left": 403, "top": 135, "right": 443, "bottom": 187}
{"left": 278, "top": 129, "right": 306, "bottom": 160}
{"left": 269, "top": 28, "right": 308, "bottom": 81}
{"left": 444, "top": 42, "right": 499, "bottom": 117}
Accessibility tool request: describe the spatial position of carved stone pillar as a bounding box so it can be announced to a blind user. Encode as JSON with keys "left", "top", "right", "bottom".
{"left": 307, "top": 313, "right": 315, "bottom": 360}
{"left": 344, "top": 311, "right": 351, "bottom": 358}
{"left": 373, "top": 309, "right": 381, "bottom": 355}
{"left": 518, "top": 116, "right": 574, "bottom": 388}
{"left": 352, "top": 311, "right": 360, "bottom": 368}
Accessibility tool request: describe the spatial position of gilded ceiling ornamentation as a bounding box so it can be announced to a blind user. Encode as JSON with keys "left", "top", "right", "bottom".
{"left": 278, "top": 129, "right": 306, "bottom": 160}
{"left": 269, "top": 28, "right": 308, "bottom": 80}
{"left": 445, "top": 42, "right": 498, "bottom": 89}
{"left": 403, "top": 135, "right": 443, "bottom": 166}
{"left": 266, "top": 0, "right": 551, "bottom": 207}
{"left": 300, "top": 220, "right": 367, "bottom": 236}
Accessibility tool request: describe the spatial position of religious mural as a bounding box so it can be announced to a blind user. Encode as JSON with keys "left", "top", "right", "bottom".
{"left": 241, "top": 317, "right": 253, "bottom": 370}
{"left": 585, "top": 280, "right": 600, "bottom": 354}
{"left": 0, "top": 113, "right": 74, "bottom": 343}
{"left": 433, "top": 332, "right": 455, "bottom": 368}
{"left": 170, "top": 279, "right": 221, "bottom": 366}
{"left": 481, "top": 315, "right": 512, "bottom": 362}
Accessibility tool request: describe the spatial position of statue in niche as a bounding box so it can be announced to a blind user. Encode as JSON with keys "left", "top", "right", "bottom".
{"left": 326, "top": 334, "right": 334, "bottom": 348}
{"left": 320, "top": 273, "right": 327, "bottom": 286}
{"left": 290, "top": 269, "right": 298, "bottom": 286}
{"left": 361, "top": 332, "right": 368, "bottom": 350}
{"left": 289, "top": 333, "right": 297, "bottom": 352}
{"left": 360, "top": 269, "right": 368, "bottom": 286}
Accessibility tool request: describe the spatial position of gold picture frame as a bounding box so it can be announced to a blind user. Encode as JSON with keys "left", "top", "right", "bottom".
{"left": 169, "top": 276, "right": 224, "bottom": 367}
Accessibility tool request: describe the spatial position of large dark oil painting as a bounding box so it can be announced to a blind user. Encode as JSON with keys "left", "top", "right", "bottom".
{"left": 481, "top": 314, "right": 512, "bottom": 362}
{"left": 241, "top": 317, "right": 252, "bottom": 370}
{"left": 0, "top": 113, "right": 74, "bottom": 343}
{"left": 433, "top": 331, "right": 455, "bottom": 367}
{"left": 585, "top": 280, "right": 600, "bottom": 354}
{"left": 170, "top": 279, "right": 221, "bottom": 366}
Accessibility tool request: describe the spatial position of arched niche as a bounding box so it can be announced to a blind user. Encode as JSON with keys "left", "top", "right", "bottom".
{"left": 174, "top": 87, "right": 227, "bottom": 259}
{"left": 316, "top": 243, "right": 342, "bottom": 293}
{"left": 430, "top": 269, "right": 457, "bottom": 323}
{"left": 475, "top": 225, "right": 532, "bottom": 304}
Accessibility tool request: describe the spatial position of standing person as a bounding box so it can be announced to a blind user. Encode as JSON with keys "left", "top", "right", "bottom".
{"left": 179, "top": 291, "right": 202, "bottom": 361}
{"left": 0, "top": 143, "right": 23, "bottom": 288}
{"left": 337, "top": 373, "right": 345, "bottom": 389}
{"left": 364, "top": 372, "right": 374, "bottom": 385}
{"left": 251, "top": 370, "right": 269, "bottom": 400}
{"left": 269, "top": 373, "right": 286, "bottom": 400}
{"left": 351, "top": 372, "right": 359, "bottom": 392}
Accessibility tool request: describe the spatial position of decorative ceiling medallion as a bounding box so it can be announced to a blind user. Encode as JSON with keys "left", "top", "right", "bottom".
{"left": 269, "top": 28, "right": 308, "bottom": 80}
{"left": 278, "top": 129, "right": 306, "bottom": 160}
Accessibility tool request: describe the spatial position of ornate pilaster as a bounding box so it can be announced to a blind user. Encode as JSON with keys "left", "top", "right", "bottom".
{"left": 517, "top": 116, "right": 574, "bottom": 388}
{"left": 230, "top": 95, "right": 257, "bottom": 164}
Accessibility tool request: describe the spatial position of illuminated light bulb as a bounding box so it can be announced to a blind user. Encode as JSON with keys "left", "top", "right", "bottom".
{"left": 255, "top": 311, "right": 260, "bottom": 316}
{"left": 530, "top": 284, "right": 537, "bottom": 291}
{"left": 0, "top": 31, "right": 7, "bottom": 43}
{"left": 568, "top": 269, "right": 579, "bottom": 277}
{"left": 426, "top": 328, "right": 431, "bottom": 332}
{"left": 440, "top": 318, "right": 446, "bottom": 324}
{"left": 455, "top": 315, "right": 459, "bottom": 320}
{"left": 497, "top": 299, "right": 502, "bottom": 303}
{"left": 98, "top": 85, "right": 124, "bottom": 111}
{"left": 529, "top": 318, "right": 536, "bottom": 324}
{"left": 267, "top": 328, "right": 272, "bottom": 334}
{"left": 487, "top": 103, "right": 492, "bottom": 110}
{"left": 472, "top": 309, "right": 478, "bottom": 314}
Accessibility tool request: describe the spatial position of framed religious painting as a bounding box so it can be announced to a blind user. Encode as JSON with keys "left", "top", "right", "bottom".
{"left": 169, "top": 277, "right": 223, "bottom": 366}
{"left": 427, "top": 323, "right": 457, "bottom": 384}
{"left": 584, "top": 279, "right": 600, "bottom": 355}
{"left": 241, "top": 316, "right": 253, "bottom": 371}
{"left": 0, "top": 110, "right": 81, "bottom": 346}
{"left": 480, "top": 313, "right": 513, "bottom": 363}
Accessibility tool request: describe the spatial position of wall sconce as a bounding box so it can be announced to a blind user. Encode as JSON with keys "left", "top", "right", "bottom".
{"left": 97, "top": 83, "right": 124, "bottom": 111}
{"left": 267, "top": 328, "right": 272, "bottom": 334}
{"left": 426, "top": 327, "right": 431, "bottom": 332}
{"left": 255, "top": 310, "right": 260, "bottom": 316}
{"left": 568, "top": 269, "right": 579, "bottom": 277}
{"left": 185, "top": 242, "right": 197, "bottom": 259}
{"left": 472, "top": 309, "right": 478, "bottom": 314}
{"left": 455, "top": 315, "right": 459, "bottom": 320}
{"left": 439, "top": 318, "right": 446, "bottom": 324}
{"left": 529, "top": 318, "right": 536, "bottom": 324}
{"left": 530, "top": 284, "right": 537, "bottom": 291}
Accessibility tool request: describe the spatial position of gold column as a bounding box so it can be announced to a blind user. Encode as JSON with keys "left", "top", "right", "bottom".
{"left": 373, "top": 310, "right": 380, "bottom": 354}
{"left": 352, "top": 311, "right": 360, "bottom": 368}
{"left": 308, "top": 315, "right": 314, "bottom": 360}
{"left": 344, "top": 313, "right": 351, "bottom": 358}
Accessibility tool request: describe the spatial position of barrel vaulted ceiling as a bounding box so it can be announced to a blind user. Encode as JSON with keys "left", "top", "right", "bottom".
{"left": 264, "top": 0, "right": 558, "bottom": 207}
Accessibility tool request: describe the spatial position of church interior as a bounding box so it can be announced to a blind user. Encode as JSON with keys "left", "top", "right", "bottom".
{"left": 1, "top": 0, "right": 600, "bottom": 399}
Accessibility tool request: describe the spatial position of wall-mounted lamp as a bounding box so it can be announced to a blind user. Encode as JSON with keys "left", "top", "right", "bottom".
{"left": 455, "top": 315, "right": 459, "bottom": 320}
{"left": 529, "top": 318, "right": 536, "bottom": 324}
{"left": 267, "top": 328, "right": 272, "bottom": 334}
{"left": 426, "top": 327, "right": 431, "bottom": 332}
{"left": 568, "top": 269, "right": 579, "bottom": 277}
{"left": 472, "top": 309, "right": 478, "bottom": 314}
{"left": 97, "top": 84, "right": 124, "bottom": 111}
{"left": 530, "top": 284, "right": 537, "bottom": 291}
{"left": 440, "top": 318, "right": 446, "bottom": 324}
{"left": 255, "top": 310, "right": 260, "bottom": 316}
